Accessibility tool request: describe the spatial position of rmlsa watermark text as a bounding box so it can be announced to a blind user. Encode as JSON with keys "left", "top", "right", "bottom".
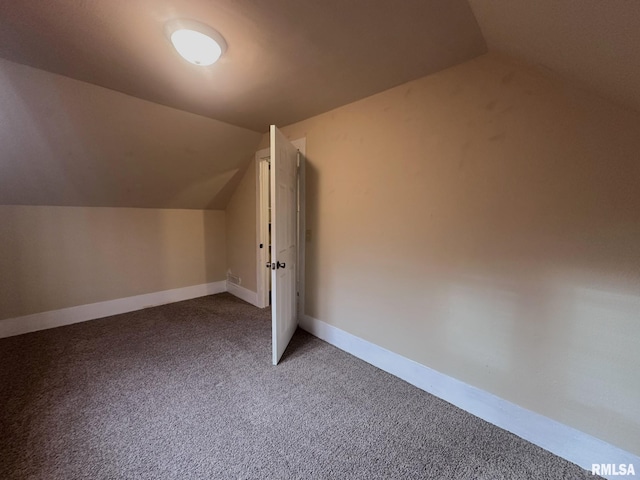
{"left": 591, "top": 464, "right": 635, "bottom": 476}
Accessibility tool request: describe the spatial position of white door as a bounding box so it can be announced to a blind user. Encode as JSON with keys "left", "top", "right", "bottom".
{"left": 270, "top": 125, "right": 298, "bottom": 365}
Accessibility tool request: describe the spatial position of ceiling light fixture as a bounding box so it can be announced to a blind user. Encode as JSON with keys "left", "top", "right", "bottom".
{"left": 165, "top": 19, "right": 227, "bottom": 66}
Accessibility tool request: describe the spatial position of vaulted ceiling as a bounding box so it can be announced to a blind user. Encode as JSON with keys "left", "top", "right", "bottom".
{"left": 0, "top": 1, "right": 638, "bottom": 209}
{"left": 468, "top": 0, "right": 640, "bottom": 115}
{"left": 0, "top": 0, "right": 486, "bottom": 132}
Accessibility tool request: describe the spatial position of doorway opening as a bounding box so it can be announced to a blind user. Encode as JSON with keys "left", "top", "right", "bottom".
{"left": 256, "top": 148, "right": 271, "bottom": 308}
{"left": 255, "top": 136, "right": 306, "bottom": 311}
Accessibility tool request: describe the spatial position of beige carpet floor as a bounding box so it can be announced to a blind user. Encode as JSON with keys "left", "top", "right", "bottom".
{"left": 0, "top": 293, "right": 599, "bottom": 479}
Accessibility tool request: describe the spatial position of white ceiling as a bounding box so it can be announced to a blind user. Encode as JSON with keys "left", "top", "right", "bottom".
{"left": 468, "top": 0, "right": 640, "bottom": 114}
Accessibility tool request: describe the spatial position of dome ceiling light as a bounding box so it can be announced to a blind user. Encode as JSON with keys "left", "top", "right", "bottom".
{"left": 165, "top": 19, "right": 227, "bottom": 66}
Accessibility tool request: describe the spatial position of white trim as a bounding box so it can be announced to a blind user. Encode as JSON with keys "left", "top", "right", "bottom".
{"left": 299, "top": 314, "right": 640, "bottom": 478}
{"left": 255, "top": 147, "right": 271, "bottom": 309}
{"left": 255, "top": 137, "right": 307, "bottom": 312}
{"left": 293, "top": 138, "right": 306, "bottom": 324}
{"left": 0, "top": 281, "right": 227, "bottom": 339}
{"left": 226, "top": 282, "right": 260, "bottom": 307}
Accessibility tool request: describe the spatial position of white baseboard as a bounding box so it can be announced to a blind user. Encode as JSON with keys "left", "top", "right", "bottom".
{"left": 0, "top": 281, "right": 227, "bottom": 339}
{"left": 300, "top": 314, "right": 640, "bottom": 479}
{"left": 226, "top": 282, "right": 260, "bottom": 307}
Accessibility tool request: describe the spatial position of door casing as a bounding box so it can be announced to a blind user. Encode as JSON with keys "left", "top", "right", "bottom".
{"left": 255, "top": 137, "right": 306, "bottom": 311}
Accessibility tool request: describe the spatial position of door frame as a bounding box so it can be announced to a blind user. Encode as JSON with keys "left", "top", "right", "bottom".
{"left": 255, "top": 146, "right": 270, "bottom": 309}
{"left": 255, "top": 137, "right": 306, "bottom": 310}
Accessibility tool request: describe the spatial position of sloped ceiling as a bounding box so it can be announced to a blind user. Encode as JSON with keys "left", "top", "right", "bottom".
{"left": 0, "top": 0, "right": 486, "bottom": 132}
{"left": 468, "top": 0, "right": 640, "bottom": 114}
{"left": 3, "top": 1, "right": 637, "bottom": 210}
{"left": 0, "top": 58, "right": 261, "bottom": 209}
{"left": 0, "top": 0, "right": 486, "bottom": 209}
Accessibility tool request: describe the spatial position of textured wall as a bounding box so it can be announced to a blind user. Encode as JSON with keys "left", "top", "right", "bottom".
{"left": 242, "top": 52, "right": 640, "bottom": 454}
{"left": 0, "top": 206, "right": 226, "bottom": 320}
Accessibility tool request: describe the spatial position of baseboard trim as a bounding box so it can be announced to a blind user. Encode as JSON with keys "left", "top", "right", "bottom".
{"left": 0, "top": 281, "right": 227, "bottom": 339}
{"left": 299, "top": 314, "right": 639, "bottom": 478}
{"left": 226, "top": 282, "right": 260, "bottom": 307}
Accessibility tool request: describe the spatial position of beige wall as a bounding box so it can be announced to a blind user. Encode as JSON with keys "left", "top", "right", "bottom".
{"left": 225, "top": 160, "right": 258, "bottom": 293}
{"left": 0, "top": 57, "right": 261, "bottom": 210}
{"left": 0, "top": 206, "right": 226, "bottom": 320}
{"left": 236, "top": 52, "right": 640, "bottom": 454}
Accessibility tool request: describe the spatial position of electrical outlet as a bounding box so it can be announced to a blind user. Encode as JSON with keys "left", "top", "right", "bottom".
{"left": 305, "top": 229, "right": 312, "bottom": 241}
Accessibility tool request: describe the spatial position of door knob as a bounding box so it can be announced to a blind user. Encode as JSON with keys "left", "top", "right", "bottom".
{"left": 277, "top": 261, "right": 286, "bottom": 269}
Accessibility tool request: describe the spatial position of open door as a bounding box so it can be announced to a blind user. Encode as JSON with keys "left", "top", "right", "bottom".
{"left": 270, "top": 125, "right": 299, "bottom": 365}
